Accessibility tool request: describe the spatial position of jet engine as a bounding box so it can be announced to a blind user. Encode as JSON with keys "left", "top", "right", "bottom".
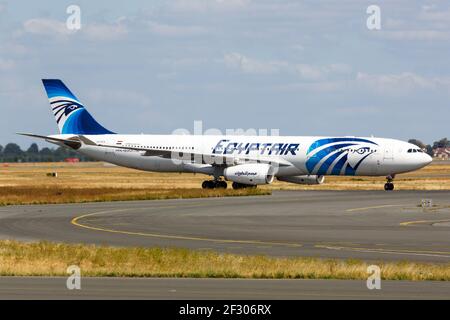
{"left": 224, "top": 163, "right": 275, "bottom": 185}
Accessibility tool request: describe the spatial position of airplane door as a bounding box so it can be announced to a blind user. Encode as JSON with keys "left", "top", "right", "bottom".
{"left": 367, "top": 149, "right": 382, "bottom": 175}
{"left": 384, "top": 146, "right": 394, "bottom": 160}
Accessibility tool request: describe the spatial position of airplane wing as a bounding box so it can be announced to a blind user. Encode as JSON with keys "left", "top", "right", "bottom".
{"left": 93, "top": 140, "right": 292, "bottom": 167}
{"left": 17, "top": 133, "right": 293, "bottom": 167}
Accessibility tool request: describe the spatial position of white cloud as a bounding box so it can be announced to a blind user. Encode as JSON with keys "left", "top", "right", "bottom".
{"left": 161, "top": 57, "right": 208, "bottom": 68}
{"left": 156, "top": 71, "right": 177, "bottom": 80}
{"left": 295, "top": 64, "right": 351, "bottom": 80}
{"left": 21, "top": 18, "right": 127, "bottom": 41}
{"left": 419, "top": 8, "right": 450, "bottom": 24}
{"left": 0, "top": 58, "right": 15, "bottom": 70}
{"left": 375, "top": 7, "right": 450, "bottom": 42}
{"left": 169, "top": 0, "right": 250, "bottom": 13}
{"left": 223, "top": 52, "right": 285, "bottom": 74}
{"left": 338, "top": 106, "right": 379, "bottom": 115}
{"left": 384, "top": 18, "right": 406, "bottom": 29}
{"left": 21, "top": 16, "right": 203, "bottom": 41}
{"left": 291, "top": 44, "right": 305, "bottom": 52}
{"left": 294, "top": 64, "right": 324, "bottom": 80}
{"left": 275, "top": 81, "right": 344, "bottom": 93}
{"left": 147, "top": 21, "right": 207, "bottom": 37}
{"left": 356, "top": 72, "right": 450, "bottom": 94}
{"left": 328, "top": 63, "right": 352, "bottom": 74}
{"left": 83, "top": 21, "right": 128, "bottom": 41}
{"left": 223, "top": 52, "right": 351, "bottom": 80}
{"left": 378, "top": 30, "right": 450, "bottom": 41}
{"left": 23, "top": 18, "right": 72, "bottom": 37}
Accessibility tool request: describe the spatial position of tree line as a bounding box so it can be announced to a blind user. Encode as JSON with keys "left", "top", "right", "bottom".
{"left": 0, "top": 143, "right": 93, "bottom": 162}
{"left": 408, "top": 137, "right": 450, "bottom": 156}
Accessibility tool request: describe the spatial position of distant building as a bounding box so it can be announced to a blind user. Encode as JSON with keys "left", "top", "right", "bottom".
{"left": 433, "top": 147, "right": 450, "bottom": 160}
{"left": 64, "top": 158, "right": 80, "bottom": 163}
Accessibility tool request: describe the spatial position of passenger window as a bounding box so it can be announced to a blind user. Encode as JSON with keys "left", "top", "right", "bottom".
{"left": 407, "top": 149, "right": 411, "bottom": 153}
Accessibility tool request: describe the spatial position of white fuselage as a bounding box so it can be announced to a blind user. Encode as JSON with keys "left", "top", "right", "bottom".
{"left": 52, "top": 134, "right": 432, "bottom": 178}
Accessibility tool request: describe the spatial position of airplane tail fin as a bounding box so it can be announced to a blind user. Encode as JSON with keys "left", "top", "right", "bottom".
{"left": 42, "top": 79, "right": 114, "bottom": 135}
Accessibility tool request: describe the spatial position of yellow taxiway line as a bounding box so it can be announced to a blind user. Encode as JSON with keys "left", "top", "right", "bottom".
{"left": 400, "top": 219, "right": 450, "bottom": 226}
{"left": 346, "top": 204, "right": 406, "bottom": 212}
{"left": 315, "top": 244, "right": 450, "bottom": 258}
{"left": 71, "top": 206, "right": 302, "bottom": 248}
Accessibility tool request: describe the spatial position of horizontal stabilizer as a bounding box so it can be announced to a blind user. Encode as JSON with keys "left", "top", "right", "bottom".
{"left": 17, "top": 133, "right": 82, "bottom": 149}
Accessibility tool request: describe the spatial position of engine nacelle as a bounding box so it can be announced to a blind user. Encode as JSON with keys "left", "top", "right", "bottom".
{"left": 224, "top": 163, "right": 275, "bottom": 185}
{"left": 277, "top": 175, "right": 325, "bottom": 185}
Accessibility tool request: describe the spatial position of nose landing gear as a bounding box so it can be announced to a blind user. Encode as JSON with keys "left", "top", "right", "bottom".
{"left": 384, "top": 175, "right": 395, "bottom": 191}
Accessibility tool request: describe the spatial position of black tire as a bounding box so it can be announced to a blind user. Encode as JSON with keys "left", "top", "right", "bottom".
{"left": 207, "top": 180, "right": 216, "bottom": 189}
{"left": 217, "top": 181, "right": 227, "bottom": 189}
{"left": 384, "top": 183, "right": 394, "bottom": 191}
{"left": 202, "top": 180, "right": 216, "bottom": 189}
{"left": 232, "top": 182, "right": 241, "bottom": 190}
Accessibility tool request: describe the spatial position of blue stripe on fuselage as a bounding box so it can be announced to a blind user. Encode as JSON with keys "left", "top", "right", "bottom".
{"left": 306, "top": 143, "right": 355, "bottom": 173}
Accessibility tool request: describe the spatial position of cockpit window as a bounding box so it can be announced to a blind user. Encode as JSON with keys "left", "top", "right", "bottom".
{"left": 408, "top": 148, "right": 424, "bottom": 153}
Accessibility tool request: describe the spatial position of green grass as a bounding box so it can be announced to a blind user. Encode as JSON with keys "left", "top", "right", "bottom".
{"left": 0, "top": 241, "right": 448, "bottom": 280}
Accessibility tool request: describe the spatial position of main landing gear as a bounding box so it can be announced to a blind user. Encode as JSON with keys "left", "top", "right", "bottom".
{"left": 202, "top": 180, "right": 227, "bottom": 189}
{"left": 201, "top": 180, "right": 257, "bottom": 190}
{"left": 384, "top": 175, "right": 395, "bottom": 191}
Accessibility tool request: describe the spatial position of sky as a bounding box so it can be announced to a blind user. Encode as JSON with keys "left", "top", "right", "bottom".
{"left": 0, "top": 0, "right": 449, "bottom": 148}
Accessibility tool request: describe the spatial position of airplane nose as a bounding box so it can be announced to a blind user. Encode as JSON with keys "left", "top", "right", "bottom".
{"left": 421, "top": 153, "right": 432, "bottom": 166}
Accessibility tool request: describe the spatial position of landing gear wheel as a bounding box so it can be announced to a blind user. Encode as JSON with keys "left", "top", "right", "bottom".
{"left": 216, "top": 181, "right": 227, "bottom": 189}
{"left": 201, "top": 180, "right": 215, "bottom": 189}
{"left": 384, "top": 175, "right": 395, "bottom": 191}
{"left": 384, "top": 182, "right": 394, "bottom": 191}
{"left": 202, "top": 180, "right": 227, "bottom": 189}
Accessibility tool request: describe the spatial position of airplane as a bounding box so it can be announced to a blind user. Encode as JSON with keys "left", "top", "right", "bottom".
{"left": 19, "top": 79, "right": 432, "bottom": 191}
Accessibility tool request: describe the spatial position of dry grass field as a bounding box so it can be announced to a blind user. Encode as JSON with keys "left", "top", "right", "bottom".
{"left": 2, "top": 161, "right": 450, "bottom": 190}
{"left": 0, "top": 161, "right": 449, "bottom": 205}
{"left": 0, "top": 163, "right": 449, "bottom": 280}
{"left": 0, "top": 162, "right": 272, "bottom": 205}
{"left": 0, "top": 240, "right": 448, "bottom": 280}
{"left": 0, "top": 186, "right": 269, "bottom": 206}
